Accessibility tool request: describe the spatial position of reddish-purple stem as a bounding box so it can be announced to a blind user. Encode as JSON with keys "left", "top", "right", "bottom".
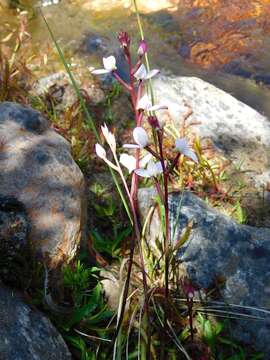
{"left": 112, "top": 71, "right": 131, "bottom": 91}
{"left": 114, "top": 45, "right": 151, "bottom": 357}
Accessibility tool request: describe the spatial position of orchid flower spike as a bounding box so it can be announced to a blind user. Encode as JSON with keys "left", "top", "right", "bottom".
{"left": 119, "top": 153, "right": 152, "bottom": 174}
{"left": 134, "top": 64, "right": 160, "bottom": 81}
{"left": 123, "top": 126, "right": 149, "bottom": 149}
{"left": 118, "top": 31, "right": 130, "bottom": 49}
{"left": 135, "top": 160, "right": 163, "bottom": 178}
{"left": 137, "top": 94, "right": 168, "bottom": 112}
{"left": 175, "top": 138, "right": 198, "bottom": 163}
{"left": 91, "top": 56, "right": 117, "bottom": 75}
{"left": 101, "top": 123, "right": 116, "bottom": 152}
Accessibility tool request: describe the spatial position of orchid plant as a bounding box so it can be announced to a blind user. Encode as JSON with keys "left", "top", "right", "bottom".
{"left": 91, "top": 32, "right": 198, "bottom": 355}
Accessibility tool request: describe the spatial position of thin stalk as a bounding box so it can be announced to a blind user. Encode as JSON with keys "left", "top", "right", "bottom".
{"left": 156, "top": 130, "right": 170, "bottom": 359}
{"left": 128, "top": 79, "right": 151, "bottom": 360}
{"left": 187, "top": 298, "right": 194, "bottom": 342}
{"left": 113, "top": 72, "right": 132, "bottom": 91}
{"left": 157, "top": 131, "right": 170, "bottom": 301}
{"left": 133, "top": 0, "right": 154, "bottom": 103}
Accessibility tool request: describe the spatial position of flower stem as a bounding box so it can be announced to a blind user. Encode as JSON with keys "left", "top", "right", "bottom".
{"left": 112, "top": 71, "right": 132, "bottom": 91}
{"left": 157, "top": 130, "right": 170, "bottom": 323}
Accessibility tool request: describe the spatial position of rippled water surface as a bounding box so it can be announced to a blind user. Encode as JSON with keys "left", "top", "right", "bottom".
{"left": 2, "top": 0, "right": 270, "bottom": 117}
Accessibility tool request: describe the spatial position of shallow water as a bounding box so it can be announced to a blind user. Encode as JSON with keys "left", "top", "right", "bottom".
{"left": 2, "top": 0, "right": 270, "bottom": 117}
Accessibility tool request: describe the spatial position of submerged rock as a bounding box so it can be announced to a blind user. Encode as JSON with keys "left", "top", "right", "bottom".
{"left": 0, "top": 285, "right": 71, "bottom": 359}
{"left": 138, "top": 187, "right": 270, "bottom": 354}
{"left": 177, "top": 0, "right": 270, "bottom": 77}
{"left": 0, "top": 102, "right": 86, "bottom": 268}
{"left": 153, "top": 75, "right": 270, "bottom": 188}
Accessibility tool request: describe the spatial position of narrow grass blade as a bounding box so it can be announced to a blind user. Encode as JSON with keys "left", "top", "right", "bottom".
{"left": 40, "top": 9, "right": 133, "bottom": 224}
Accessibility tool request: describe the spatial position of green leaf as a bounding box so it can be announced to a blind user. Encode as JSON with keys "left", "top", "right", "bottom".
{"left": 66, "top": 301, "right": 98, "bottom": 328}
{"left": 85, "top": 308, "right": 113, "bottom": 326}
{"left": 203, "top": 319, "right": 214, "bottom": 344}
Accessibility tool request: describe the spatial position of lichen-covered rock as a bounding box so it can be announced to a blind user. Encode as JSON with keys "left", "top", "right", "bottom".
{"left": 0, "top": 285, "right": 72, "bottom": 360}
{"left": 0, "top": 102, "right": 86, "bottom": 268}
{"left": 31, "top": 72, "right": 105, "bottom": 109}
{"left": 153, "top": 75, "right": 270, "bottom": 188}
{"left": 0, "top": 195, "right": 29, "bottom": 284}
{"left": 138, "top": 187, "right": 270, "bottom": 355}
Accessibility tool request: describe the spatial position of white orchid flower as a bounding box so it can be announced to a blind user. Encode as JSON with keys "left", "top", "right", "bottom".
{"left": 134, "top": 64, "right": 160, "bottom": 81}
{"left": 95, "top": 143, "right": 118, "bottom": 171}
{"left": 101, "top": 123, "right": 116, "bottom": 152}
{"left": 91, "top": 56, "right": 117, "bottom": 75}
{"left": 175, "top": 138, "right": 198, "bottom": 163}
{"left": 95, "top": 143, "right": 107, "bottom": 159}
{"left": 123, "top": 126, "right": 149, "bottom": 149}
{"left": 136, "top": 94, "right": 168, "bottom": 112}
{"left": 119, "top": 153, "right": 152, "bottom": 174}
{"left": 135, "top": 160, "right": 163, "bottom": 178}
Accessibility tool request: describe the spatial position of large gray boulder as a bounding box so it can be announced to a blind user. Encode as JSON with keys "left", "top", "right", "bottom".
{"left": 153, "top": 75, "right": 270, "bottom": 188}
{"left": 0, "top": 195, "right": 29, "bottom": 284}
{"left": 0, "top": 102, "right": 86, "bottom": 268}
{"left": 0, "top": 285, "right": 71, "bottom": 360}
{"left": 138, "top": 187, "right": 270, "bottom": 354}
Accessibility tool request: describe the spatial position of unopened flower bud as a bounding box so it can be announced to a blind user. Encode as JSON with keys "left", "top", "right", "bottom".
{"left": 147, "top": 115, "right": 160, "bottom": 129}
{"left": 118, "top": 31, "right": 130, "bottom": 48}
{"left": 137, "top": 40, "right": 148, "bottom": 56}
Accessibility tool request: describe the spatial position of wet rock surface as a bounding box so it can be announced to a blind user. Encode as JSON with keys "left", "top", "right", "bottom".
{"left": 0, "top": 102, "right": 86, "bottom": 268}
{"left": 0, "top": 284, "right": 72, "bottom": 360}
{"left": 138, "top": 187, "right": 270, "bottom": 355}
{"left": 153, "top": 75, "right": 270, "bottom": 188}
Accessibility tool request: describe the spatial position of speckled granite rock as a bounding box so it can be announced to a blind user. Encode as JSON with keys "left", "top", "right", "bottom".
{"left": 153, "top": 76, "right": 270, "bottom": 188}
{"left": 0, "top": 196, "right": 29, "bottom": 284}
{"left": 138, "top": 187, "right": 270, "bottom": 354}
{"left": 31, "top": 72, "right": 105, "bottom": 108}
{"left": 0, "top": 285, "right": 71, "bottom": 360}
{"left": 0, "top": 102, "right": 86, "bottom": 268}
